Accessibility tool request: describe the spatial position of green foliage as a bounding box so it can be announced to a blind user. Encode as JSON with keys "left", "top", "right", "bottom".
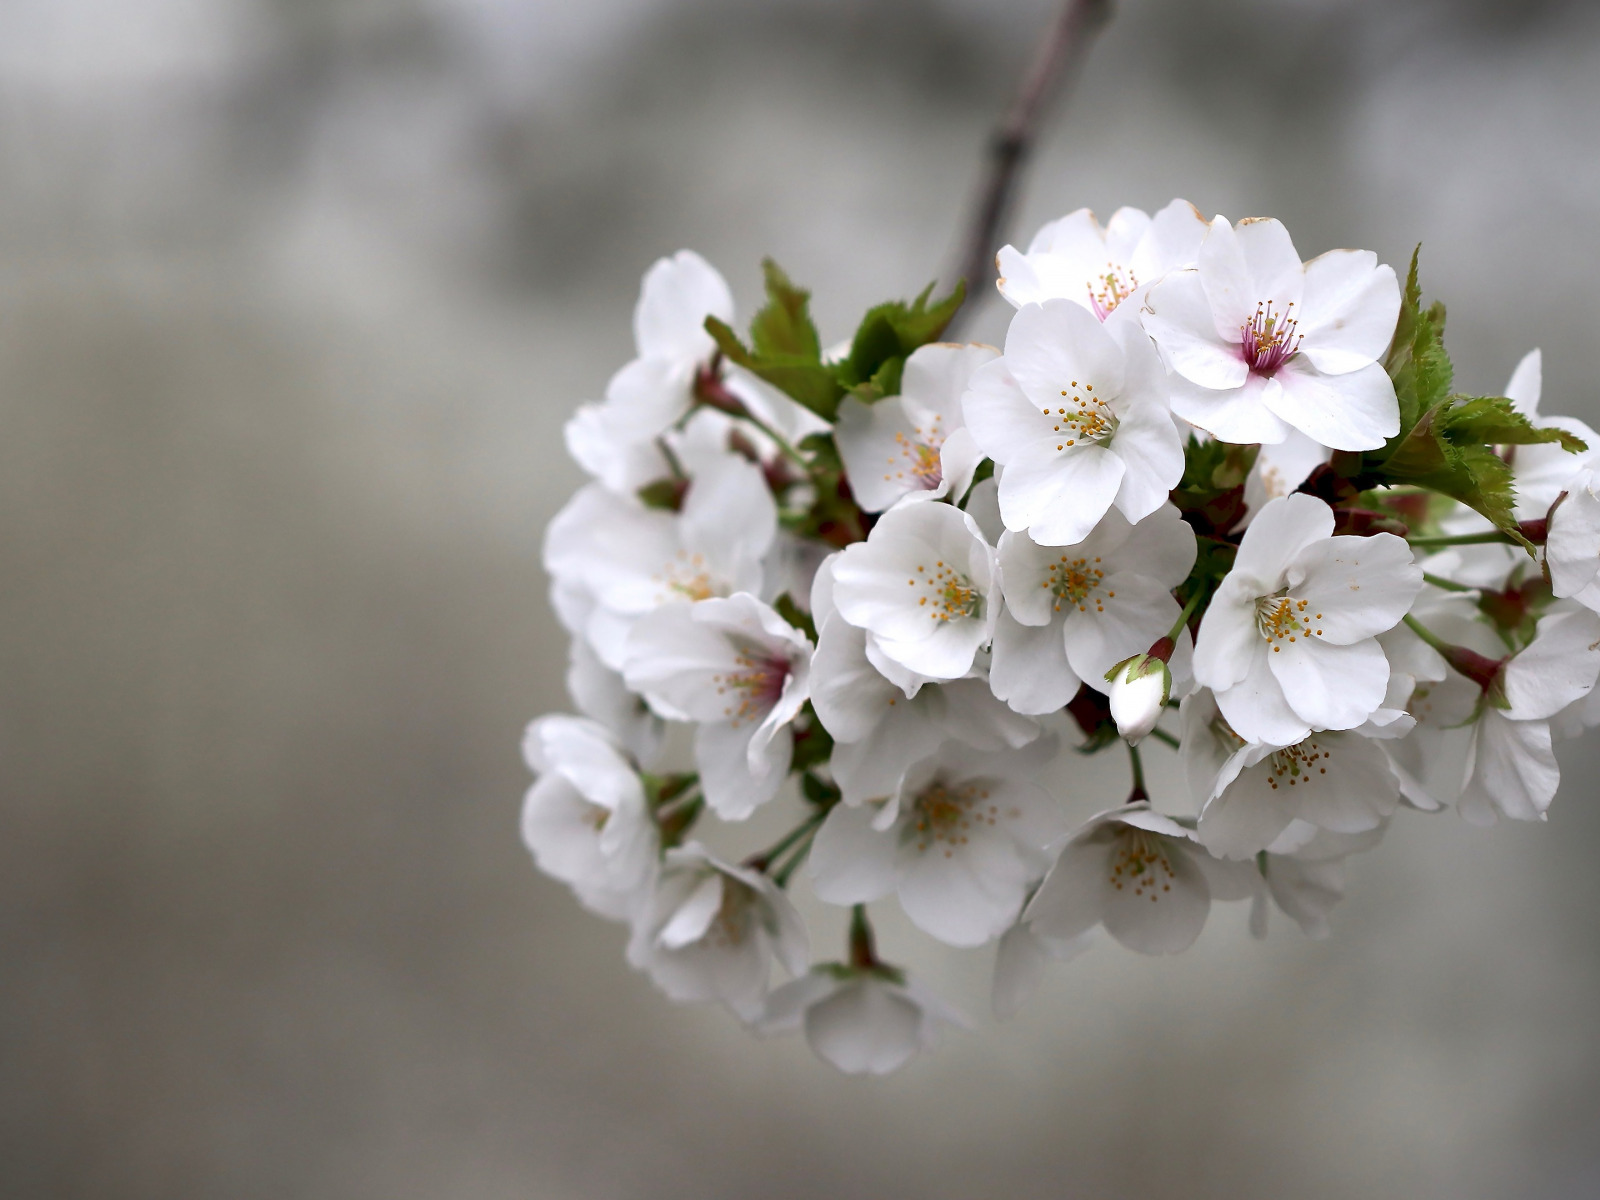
{"left": 834, "top": 281, "right": 966, "bottom": 400}
{"left": 1383, "top": 247, "right": 1453, "bottom": 437}
{"left": 1333, "top": 249, "right": 1587, "bottom": 546}
{"left": 1169, "top": 436, "right": 1257, "bottom": 537}
{"left": 635, "top": 477, "right": 686, "bottom": 512}
{"left": 703, "top": 265, "right": 963, "bottom": 421}
{"left": 749, "top": 259, "right": 821, "bottom": 360}
{"left": 772, "top": 591, "right": 817, "bottom": 643}
{"left": 800, "top": 769, "right": 841, "bottom": 809}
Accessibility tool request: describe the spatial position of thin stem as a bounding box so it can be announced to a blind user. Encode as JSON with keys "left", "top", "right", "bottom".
{"left": 1147, "top": 727, "right": 1180, "bottom": 750}
{"left": 948, "top": 0, "right": 1114, "bottom": 334}
{"left": 750, "top": 809, "right": 826, "bottom": 876}
{"left": 1406, "top": 531, "right": 1514, "bottom": 550}
{"left": 1126, "top": 742, "right": 1147, "bottom": 803}
{"left": 1422, "top": 571, "right": 1477, "bottom": 593}
{"left": 848, "top": 904, "right": 878, "bottom": 970}
{"left": 737, "top": 406, "right": 809, "bottom": 470}
{"left": 771, "top": 825, "right": 821, "bottom": 889}
{"left": 1167, "top": 587, "right": 1205, "bottom": 642}
{"left": 1402, "top": 613, "right": 1454, "bottom": 657}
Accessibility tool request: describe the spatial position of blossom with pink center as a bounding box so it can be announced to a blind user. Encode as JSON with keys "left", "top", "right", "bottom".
{"left": 835, "top": 342, "right": 995, "bottom": 513}
{"left": 623, "top": 593, "right": 812, "bottom": 821}
{"left": 995, "top": 199, "right": 1210, "bottom": 324}
{"left": 1142, "top": 216, "right": 1401, "bottom": 451}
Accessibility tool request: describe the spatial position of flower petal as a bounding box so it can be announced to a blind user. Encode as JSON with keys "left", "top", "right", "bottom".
{"left": 1266, "top": 359, "right": 1398, "bottom": 451}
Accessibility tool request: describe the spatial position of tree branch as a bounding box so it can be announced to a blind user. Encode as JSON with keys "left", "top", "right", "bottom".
{"left": 948, "top": 0, "right": 1114, "bottom": 335}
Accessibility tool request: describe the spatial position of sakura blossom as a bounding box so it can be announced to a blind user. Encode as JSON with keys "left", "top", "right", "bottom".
{"left": 519, "top": 715, "right": 658, "bottom": 922}
{"left": 835, "top": 342, "right": 996, "bottom": 512}
{"left": 828, "top": 499, "right": 998, "bottom": 681}
{"left": 990, "top": 503, "right": 1194, "bottom": 714}
{"left": 1142, "top": 216, "right": 1401, "bottom": 450}
{"left": 515, "top": 211, "right": 1600, "bottom": 1071}
{"left": 1023, "top": 804, "right": 1257, "bottom": 955}
{"left": 626, "top": 843, "right": 809, "bottom": 1021}
{"left": 995, "top": 198, "right": 1209, "bottom": 321}
{"left": 757, "top": 965, "right": 969, "bottom": 1076}
{"left": 806, "top": 738, "right": 1066, "bottom": 947}
{"left": 962, "top": 298, "right": 1185, "bottom": 545}
{"left": 623, "top": 593, "right": 812, "bottom": 820}
{"left": 1192, "top": 494, "right": 1423, "bottom": 745}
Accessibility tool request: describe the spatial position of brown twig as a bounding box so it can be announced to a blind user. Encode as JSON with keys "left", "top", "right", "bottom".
{"left": 948, "top": 0, "right": 1114, "bottom": 334}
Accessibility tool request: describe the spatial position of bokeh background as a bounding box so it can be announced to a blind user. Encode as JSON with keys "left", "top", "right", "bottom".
{"left": 5, "top": 0, "right": 1600, "bottom": 1196}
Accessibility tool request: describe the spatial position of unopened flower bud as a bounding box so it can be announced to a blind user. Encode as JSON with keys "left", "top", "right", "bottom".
{"left": 1105, "top": 654, "right": 1171, "bottom": 745}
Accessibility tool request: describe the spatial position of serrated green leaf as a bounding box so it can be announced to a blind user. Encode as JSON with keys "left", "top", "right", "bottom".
{"left": 705, "top": 315, "right": 845, "bottom": 419}
{"left": 750, "top": 259, "right": 821, "bottom": 361}
{"left": 1440, "top": 394, "right": 1587, "bottom": 452}
{"left": 835, "top": 280, "right": 966, "bottom": 391}
{"left": 1382, "top": 247, "right": 1451, "bottom": 441}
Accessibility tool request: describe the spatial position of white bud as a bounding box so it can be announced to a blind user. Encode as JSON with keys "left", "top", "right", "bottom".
{"left": 1106, "top": 654, "right": 1171, "bottom": 745}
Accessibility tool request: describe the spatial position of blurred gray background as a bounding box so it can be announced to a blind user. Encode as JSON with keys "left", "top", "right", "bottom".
{"left": 5, "top": 0, "right": 1600, "bottom": 1196}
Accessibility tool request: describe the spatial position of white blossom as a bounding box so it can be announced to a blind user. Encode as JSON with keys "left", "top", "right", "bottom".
{"left": 835, "top": 343, "right": 996, "bottom": 512}
{"left": 1546, "top": 468, "right": 1600, "bottom": 612}
{"left": 1197, "top": 723, "right": 1404, "bottom": 860}
{"left": 807, "top": 738, "right": 1066, "bottom": 947}
{"left": 1024, "top": 803, "right": 1257, "bottom": 955}
{"left": 1499, "top": 348, "right": 1599, "bottom": 522}
{"left": 543, "top": 455, "right": 777, "bottom": 669}
{"left": 1142, "top": 217, "right": 1401, "bottom": 450}
{"left": 623, "top": 593, "right": 812, "bottom": 820}
{"left": 626, "top": 843, "right": 809, "bottom": 1021}
{"left": 990, "top": 923, "right": 1095, "bottom": 1021}
{"left": 563, "top": 250, "right": 734, "bottom": 488}
{"left": 1193, "top": 494, "right": 1422, "bottom": 745}
{"left": 519, "top": 715, "right": 658, "bottom": 921}
{"left": 809, "top": 558, "right": 1039, "bottom": 805}
{"left": 1107, "top": 655, "right": 1172, "bottom": 745}
{"left": 829, "top": 500, "right": 998, "bottom": 681}
{"left": 996, "top": 199, "right": 1209, "bottom": 322}
{"left": 1455, "top": 605, "right": 1600, "bottom": 825}
{"left": 990, "top": 504, "right": 1194, "bottom": 715}
{"left": 757, "top": 965, "right": 969, "bottom": 1075}
{"left": 566, "top": 637, "right": 664, "bottom": 768}
{"left": 963, "top": 299, "right": 1185, "bottom": 546}
{"left": 1251, "top": 824, "right": 1387, "bottom": 940}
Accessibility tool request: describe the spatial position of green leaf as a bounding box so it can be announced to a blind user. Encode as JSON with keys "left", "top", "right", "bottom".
{"left": 1382, "top": 246, "right": 1452, "bottom": 440}
{"left": 772, "top": 591, "right": 817, "bottom": 643}
{"left": 1372, "top": 393, "right": 1580, "bottom": 546}
{"left": 1168, "top": 436, "right": 1257, "bottom": 537}
{"left": 749, "top": 259, "right": 821, "bottom": 361}
{"left": 705, "top": 314, "right": 845, "bottom": 419}
{"left": 835, "top": 280, "right": 966, "bottom": 392}
{"left": 635, "top": 477, "right": 687, "bottom": 512}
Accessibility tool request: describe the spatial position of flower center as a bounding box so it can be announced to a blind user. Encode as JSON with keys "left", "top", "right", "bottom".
{"left": 1254, "top": 593, "right": 1324, "bottom": 652}
{"left": 1041, "top": 553, "right": 1115, "bottom": 613}
{"left": 1264, "top": 736, "right": 1332, "bottom": 791}
{"left": 1207, "top": 714, "right": 1247, "bottom": 757}
{"left": 1107, "top": 830, "right": 1177, "bottom": 901}
{"left": 653, "top": 551, "right": 718, "bottom": 602}
{"left": 887, "top": 418, "right": 946, "bottom": 490}
{"left": 1087, "top": 262, "right": 1138, "bottom": 321}
{"left": 706, "top": 878, "right": 755, "bottom": 949}
{"left": 908, "top": 778, "right": 1012, "bottom": 857}
{"left": 1241, "top": 301, "right": 1302, "bottom": 375}
{"left": 906, "top": 559, "right": 983, "bottom": 623}
{"left": 1041, "top": 379, "right": 1116, "bottom": 452}
{"left": 712, "top": 642, "right": 791, "bottom": 725}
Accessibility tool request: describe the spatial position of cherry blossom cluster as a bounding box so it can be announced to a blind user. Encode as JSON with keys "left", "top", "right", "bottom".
{"left": 524, "top": 202, "right": 1600, "bottom": 1074}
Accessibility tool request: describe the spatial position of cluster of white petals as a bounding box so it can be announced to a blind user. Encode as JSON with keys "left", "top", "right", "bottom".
{"left": 519, "top": 209, "right": 1600, "bottom": 1074}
